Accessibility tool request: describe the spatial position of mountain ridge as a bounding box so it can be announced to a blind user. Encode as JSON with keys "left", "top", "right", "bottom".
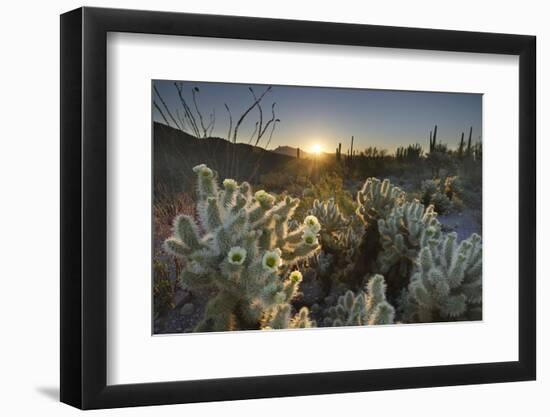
{"left": 153, "top": 122, "right": 295, "bottom": 195}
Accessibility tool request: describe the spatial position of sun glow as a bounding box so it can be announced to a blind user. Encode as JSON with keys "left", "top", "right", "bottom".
{"left": 312, "top": 144, "right": 322, "bottom": 155}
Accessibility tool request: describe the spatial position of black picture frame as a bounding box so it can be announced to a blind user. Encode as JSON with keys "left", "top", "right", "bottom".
{"left": 60, "top": 6, "right": 536, "bottom": 410}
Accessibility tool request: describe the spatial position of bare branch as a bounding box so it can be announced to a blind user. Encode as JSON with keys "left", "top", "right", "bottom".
{"left": 249, "top": 88, "right": 263, "bottom": 144}
{"left": 255, "top": 102, "right": 277, "bottom": 147}
{"left": 233, "top": 86, "right": 272, "bottom": 143}
{"left": 246, "top": 118, "right": 281, "bottom": 183}
{"left": 153, "top": 85, "right": 182, "bottom": 130}
{"left": 174, "top": 82, "right": 200, "bottom": 137}
{"left": 205, "top": 109, "right": 216, "bottom": 137}
{"left": 264, "top": 118, "right": 281, "bottom": 150}
{"left": 153, "top": 100, "right": 171, "bottom": 127}
{"left": 176, "top": 108, "right": 186, "bottom": 132}
{"left": 247, "top": 122, "right": 259, "bottom": 145}
{"left": 224, "top": 103, "right": 233, "bottom": 141}
{"left": 192, "top": 87, "right": 209, "bottom": 137}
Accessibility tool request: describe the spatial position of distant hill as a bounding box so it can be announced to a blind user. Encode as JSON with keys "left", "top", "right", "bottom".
{"left": 272, "top": 146, "right": 312, "bottom": 159}
{"left": 153, "top": 122, "right": 294, "bottom": 196}
{"left": 272, "top": 146, "right": 332, "bottom": 159}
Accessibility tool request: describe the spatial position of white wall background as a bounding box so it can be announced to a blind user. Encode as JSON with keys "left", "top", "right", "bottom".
{"left": 0, "top": 0, "right": 545, "bottom": 415}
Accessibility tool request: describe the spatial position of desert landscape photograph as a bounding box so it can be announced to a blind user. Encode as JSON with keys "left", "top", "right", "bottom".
{"left": 151, "top": 80, "right": 482, "bottom": 334}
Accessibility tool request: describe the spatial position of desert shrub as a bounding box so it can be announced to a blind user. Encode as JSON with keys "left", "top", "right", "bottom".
{"left": 426, "top": 148, "right": 456, "bottom": 178}
{"left": 154, "top": 187, "right": 195, "bottom": 242}
{"left": 296, "top": 172, "right": 356, "bottom": 220}
{"left": 420, "top": 177, "right": 466, "bottom": 214}
{"left": 153, "top": 259, "right": 175, "bottom": 318}
{"left": 443, "top": 176, "right": 463, "bottom": 200}
{"left": 258, "top": 170, "right": 311, "bottom": 196}
{"left": 457, "top": 168, "right": 482, "bottom": 212}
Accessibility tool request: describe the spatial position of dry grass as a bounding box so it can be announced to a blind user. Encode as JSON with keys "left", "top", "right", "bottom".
{"left": 153, "top": 186, "right": 195, "bottom": 245}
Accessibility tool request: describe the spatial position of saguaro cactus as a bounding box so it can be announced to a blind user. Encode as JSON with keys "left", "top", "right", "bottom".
{"left": 164, "top": 164, "right": 321, "bottom": 331}
{"left": 429, "top": 124, "right": 438, "bottom": 153}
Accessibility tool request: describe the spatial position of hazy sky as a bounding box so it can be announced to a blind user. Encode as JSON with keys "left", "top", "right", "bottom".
{"left": 153, "top": 80, "right": 482, "bottom": 154}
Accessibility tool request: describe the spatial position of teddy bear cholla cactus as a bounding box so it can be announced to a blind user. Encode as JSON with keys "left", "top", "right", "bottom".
{"left": 324, "top": 275, "right": 395, "bottom": 326}
{"left": 309, "top": 198, "right": 348, "bottom": 254}
{"left": 403, "top": 231, "right": 482, "bottom": 322}
{"left": 356, "top": 178, "right": 406, "bottom": 224}
{"left": 263, "top": 271, "right": 315, "bottom": 329}
{"left": 311, "top": 198, "right": 348, "bottom": 233}
{"left": 260, "top": 271, "right": 316, "bottom": 329}
{"left": 307, "top": 198, "right": 364, "bottom": 291}
{"left": 377, "top": 199, "right": 441, "bottom": 277}
{"left": 164, "top": 164, "right": 320, "bottom": 331}
{"left": 420, "top": 177, "right": 459, "bottom": 214}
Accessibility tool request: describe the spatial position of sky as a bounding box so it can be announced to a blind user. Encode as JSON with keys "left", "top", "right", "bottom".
{"left": 152, "top": 80, "right": 482, "bottom": 154}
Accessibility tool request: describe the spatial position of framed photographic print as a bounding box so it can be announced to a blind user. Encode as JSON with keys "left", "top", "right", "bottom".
{"left": 60, "top": 6, "right": 536, "bottom": 409}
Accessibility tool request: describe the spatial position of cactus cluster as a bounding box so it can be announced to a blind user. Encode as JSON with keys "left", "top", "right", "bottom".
{"left": 162, "top": 165, "right": 482, "bottom": 332}
{"left": 420, "top": 177, "right": 464, "bottom": 215}
{"left": 164, "top": 164, "right": 320, "bottom": 331}
{"left": 324, "top": 275, "right": 395, "bottom": 326}
{"left": 308, "top": 198, "right": 364, "bottom": 291}
{"left": 310, "top": 198, "right": 350, "bottom": 251}
{"left": 356, "top": 178, "right": 405, "bottom": 224}
{"left": 311, "top": 198, "right": 348, "bottom": 233}
{"left": 315, "top": 176, "right": 482, "bottom": 324}
{"left": 377, "top": 199, "right": 441, "bottom": 278}
{"left": 403, "top": 232, "right": 482, "bottom": 322}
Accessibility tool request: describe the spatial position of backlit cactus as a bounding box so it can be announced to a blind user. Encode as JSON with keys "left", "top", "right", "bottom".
{"left": 262, "top": 271, "right": 315, "bottom": 329}
{"left": 324, "top": 275, "right": 395, "bottom": 326}
{"left": 162, "top": 164, "right": 481, "bottom": 330}
{"left": 377, "top": 199, "right": 441, "bottom": 278}
{"left": 308, "top": 198, "right": 363, "bottom": 292}
{"left": 311, "top": 198, "right": 348, "bottom": 233}
{"left": 420, "top": 178, "right": 457, "bottom": 214}
{"left": 403, "top": 232, "right": 482, "bottom": 322}
{"left": 164, "top": 164, "right": 321, "bottom": 331}
{"left": 356, "top": 178, "right": 406, "bottom": 224}
{"left": 309, "top": 198, "right": 349, "bottom": 252}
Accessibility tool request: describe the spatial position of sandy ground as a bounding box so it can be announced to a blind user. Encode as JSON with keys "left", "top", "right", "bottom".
{"left": 438, "top": 208, "right": 482, "bottom": 241}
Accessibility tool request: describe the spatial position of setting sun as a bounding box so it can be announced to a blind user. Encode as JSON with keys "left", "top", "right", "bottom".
{"left": 312, "top": 143, "right": 322, "bottom": 155}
